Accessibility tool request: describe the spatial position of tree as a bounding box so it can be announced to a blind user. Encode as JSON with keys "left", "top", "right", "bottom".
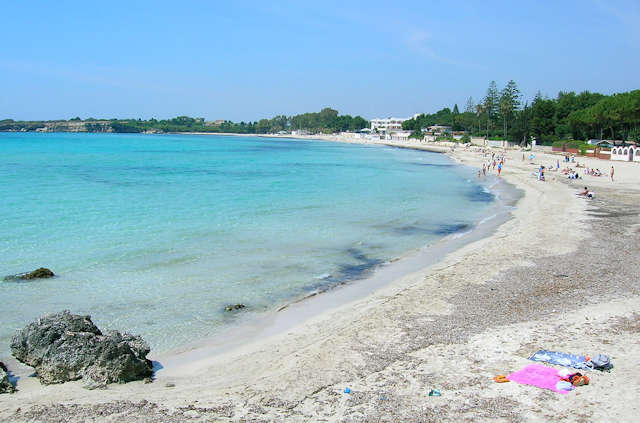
{"left": 409, "top": 128, "right": 424, "bottom": 139}
{"left": 511, "top": 102, "right": 532, "bottom": 146}
{"left": 499, "top": 80, "right": 521, "bottom": 140}
{"left": 464, "top": 97, "right": 475, "bottom": 113}
{"left": 530, "top": 92, "right": 556, "bottom": 144}
{"left": 483, "top": 81, "right": 499, "bottom": 138}
{"left": 475, "top": 104, "right": 484, "bottom": 135}
{"left": 452, "top": 104, "right": 460, "bottom": 130}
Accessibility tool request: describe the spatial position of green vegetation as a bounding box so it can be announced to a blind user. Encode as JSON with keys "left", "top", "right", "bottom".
{"left": 3, "top": 86, "right": 639, "bottom": 146}
{"left": 0, "top": 108, "right": 368, "bottom": 135}
{"left": 409, "top": 129, "right": 424, "bottom": 139}
{"left": 401, "top": 82, "right": 640, "bottom": 146}
{"left": 552, "top": 140, "right": 592, "bottom": 154}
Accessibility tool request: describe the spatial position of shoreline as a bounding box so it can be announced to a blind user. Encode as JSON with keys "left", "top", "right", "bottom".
{"left": 153, "top": 173, "right": 519, "bottom": 370}
{"left": 149, "top": 139, "right": 519, "bottom": 364}
{"left": 2, "top": 137, "right": 640, "bottom": 421}
{"left": 177, "top": 130, "right": 456, "bottom": 154}
{"left": 1, "top": 135, "right": 513, "bottom": 371}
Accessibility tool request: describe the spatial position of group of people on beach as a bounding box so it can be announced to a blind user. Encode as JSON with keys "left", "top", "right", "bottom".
{"left": 537, "top": 157, "right": 616, "bottom": 183}
{"left": 479, "top": 151, "right": 505, "bottom": 178}
{"left": 480, "top": 148, "right": 617, "bottom": 185}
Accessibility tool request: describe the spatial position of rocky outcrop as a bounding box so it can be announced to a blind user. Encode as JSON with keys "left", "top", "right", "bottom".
{"left": 4, "top": 267, "right": 54, "bottom": 281}
{"left": 10, "top": 311, "right": 153, "bottom": 388}
{"left": 0, "top": 362, "right": 15, "bottom": 393}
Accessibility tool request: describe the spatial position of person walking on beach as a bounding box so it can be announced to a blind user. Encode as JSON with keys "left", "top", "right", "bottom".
{"left": 611, "top": 165, "right": 615, "bottom": 182}
{"left": 497, "top": 161, "right": 502, "bottom": 176}
{"left": 482, "top": 163, "right": 486, "bottom": 176}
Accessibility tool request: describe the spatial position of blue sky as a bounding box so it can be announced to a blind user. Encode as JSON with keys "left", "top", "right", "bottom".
{"left": 1, "top": 0, "right": 638, "bottom": 121}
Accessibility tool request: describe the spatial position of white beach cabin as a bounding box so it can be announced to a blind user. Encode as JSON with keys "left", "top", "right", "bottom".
{"left": 610, "top": 145, "right": 640, "bottom": 162}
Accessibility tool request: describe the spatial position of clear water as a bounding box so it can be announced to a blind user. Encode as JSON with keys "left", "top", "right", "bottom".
{"left": 0, "top": 133, "right": 496, "bottom": 356}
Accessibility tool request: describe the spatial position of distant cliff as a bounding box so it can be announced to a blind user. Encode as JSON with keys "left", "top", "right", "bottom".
{"left": 0, "top": 110, "right": 370, "bottom": 135}
{"left": 0, "top": 120, "right": 114, "bottom": 133}
{"left": 0, "top": 117, "right": 213, "bottom": 134}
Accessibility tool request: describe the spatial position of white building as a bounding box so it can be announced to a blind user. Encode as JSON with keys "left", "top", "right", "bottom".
{"left": 371, "top": 117, "right": 406, "bottom": 132}
{"left": 387, "top": 131, "right": 412, "bottom": 142}
{"left": 611, "top": 145, "right": 640, "bottom": 162}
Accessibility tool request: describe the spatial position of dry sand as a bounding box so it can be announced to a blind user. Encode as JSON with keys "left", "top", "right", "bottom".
{"left": 1, "top": 140, "right": 639, "bottom": 422}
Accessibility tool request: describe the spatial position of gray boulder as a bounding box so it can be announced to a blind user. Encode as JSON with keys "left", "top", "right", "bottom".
{"left": 0, "top": 362, "right": 15, "bottom": 393}
{"left": 10, "top": 311, "right": 153, "bottom": 388}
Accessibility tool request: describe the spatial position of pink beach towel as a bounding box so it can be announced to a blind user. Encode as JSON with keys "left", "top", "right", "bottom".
{"left": 508, "top": 364, "right": 573, "bottom": 394}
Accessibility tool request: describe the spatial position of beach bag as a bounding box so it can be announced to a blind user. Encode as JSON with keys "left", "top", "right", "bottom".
{"left": 590, "top": 354, "right": 613, "bottom": 371}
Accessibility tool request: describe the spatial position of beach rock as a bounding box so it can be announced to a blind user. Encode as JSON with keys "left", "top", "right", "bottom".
{"left": 0, "top": 362, "right": 15, "bottom": 394}
{"left": 224, "top": 304, "right": 246, "bottom": 312}
{"left": 10, "top": 310, "right": 153, "bottom": 387}
{"left": 4, "top": 267, "right": 55, "bottom": 281}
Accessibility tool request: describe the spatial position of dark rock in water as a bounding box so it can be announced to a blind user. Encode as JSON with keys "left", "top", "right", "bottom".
{"left": 4, "top": 267, "right": 55, "bottom": 281}
{"left": 24, "top": 267, "right": 55, "bottom": 279}
{"left": 10, "top": 310, "right": 153, "bottom": 388}
{"left": 0, "top": 362, "right": 16, "bottom": 394}
{"left": 224, "top": 304, "right": 246, "bottom": 312}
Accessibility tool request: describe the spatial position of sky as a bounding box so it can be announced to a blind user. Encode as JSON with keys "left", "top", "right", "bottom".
{"left": 1, "top": 0, "right": 639, "bottom": 122}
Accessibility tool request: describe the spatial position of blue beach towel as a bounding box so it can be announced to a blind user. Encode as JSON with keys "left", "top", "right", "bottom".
{"left": 529, "top": 350, "right": 591, "bottom": 370}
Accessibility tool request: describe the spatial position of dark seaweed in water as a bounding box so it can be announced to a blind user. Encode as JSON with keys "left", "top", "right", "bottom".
{"left": 393, "top": 225, "right": 432, "bottom": 235}
{"left": 432, "top": 223, "right": 470, "bottom": 236}
{"left": 409, "top": 162, "right": 455, "bottom": 168}
{"left": 305, "top": 248, "right": 385, "bottom": 294}
{"left": 337, "top": 248, "right": 385, "bottom": 281}
{"left": 469, "top": 187, "right": 494, "bottom": 202}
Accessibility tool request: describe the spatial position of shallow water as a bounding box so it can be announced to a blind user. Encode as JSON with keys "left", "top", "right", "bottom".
{"left": 0, "top": 133, "right": 497, "bottom": 356}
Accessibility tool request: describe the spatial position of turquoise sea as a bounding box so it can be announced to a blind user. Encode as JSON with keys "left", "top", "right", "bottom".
{"left": 0, "top": 133, "right": 500, "bottom": 356}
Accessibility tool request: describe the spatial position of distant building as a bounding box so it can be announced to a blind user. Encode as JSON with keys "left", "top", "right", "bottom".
{"left": 611, "top": 144, "right": 640, "bottom": 162}
{"left": 427, "top": 125, "right": 452, "bottom": 134}
{"left": 206, "top": 120, "right": 226, "bottom": 126}
{"left": 371, "top": 117, "right": 408, "bottom": 132}
{"left": 387, "top": 131, "right": 412, "bottom": 142}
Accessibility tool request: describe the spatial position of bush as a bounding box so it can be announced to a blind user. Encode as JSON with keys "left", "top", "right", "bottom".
{"left": 409, "top": 129, "right": 423, "bottom": 139}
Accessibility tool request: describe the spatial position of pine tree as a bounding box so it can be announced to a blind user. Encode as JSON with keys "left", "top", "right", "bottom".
{"left": 452, "top": 104, "right": 459, "bottom": 130}
{"left": 499, "top": 80, "right": 521, "bottom": 140}
{"left": 483, "top": 81, "right": 499, "bottom": 138}
{"left": 465, "top": 97, "right": 475, "bottom": 113}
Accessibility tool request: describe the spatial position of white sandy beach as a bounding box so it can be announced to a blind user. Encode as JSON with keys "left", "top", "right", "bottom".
{"left": 2, "top": 139, "right": 640, "bottom": 422}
